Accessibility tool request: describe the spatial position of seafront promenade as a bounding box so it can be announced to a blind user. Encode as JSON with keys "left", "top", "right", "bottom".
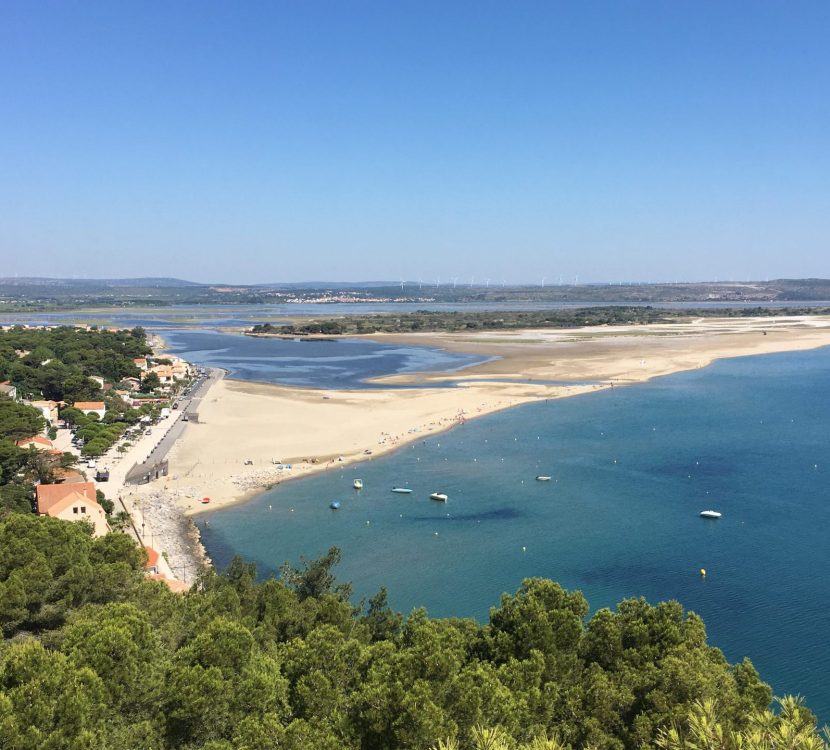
{"left": 78, "top": 367, "right": 224, "bottom": 583}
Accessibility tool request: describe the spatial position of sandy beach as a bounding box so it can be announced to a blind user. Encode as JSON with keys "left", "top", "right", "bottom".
{"left": 157, "top": 315, "right": 830, "bottom": 515}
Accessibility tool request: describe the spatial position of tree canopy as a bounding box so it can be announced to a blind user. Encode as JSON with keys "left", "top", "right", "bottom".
{"left": 0, "top": 514, "right": 820, "bottom": 750}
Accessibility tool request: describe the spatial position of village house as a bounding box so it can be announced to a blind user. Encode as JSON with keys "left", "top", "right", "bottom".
{"left": 146, "top": 365, "right": 175, "bottom": 384}
{"left": 45, "top": 492, "right": 110, "bottom": 537}
{"left": 89, "top": 375, "right": 105, "bottom": 388}
{"left": 35, "top": 474, "right": 109, "bottom": 537}
{"left": 28, "top": 399, "right": 60, "bottom": 424}
{"left": 169, "top": 358, "right": 191, "bottom": 379}
{"left": 121, "top": 377, "right": 142, "bottom": 392}
{"left": 16, "top": 435, "right": 54, "bottom": 451}
{"left": 73, "top": 400, "right": 106, "bottom": 419}
{"left": 133, "top": 357, "right": 148, "bottom": 371}
{"left": 0, "top": 381, "right": 17, "bottom": 400}
{"left": 36, "top": 481, "right": 97, "bottom": 514}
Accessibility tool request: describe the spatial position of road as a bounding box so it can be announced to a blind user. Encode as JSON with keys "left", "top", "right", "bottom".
{"left": 136, "top": 367, "right": 223, "bottom": 472}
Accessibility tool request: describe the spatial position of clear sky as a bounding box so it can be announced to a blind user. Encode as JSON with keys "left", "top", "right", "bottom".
{"left": 2, "top": 2, "right": 828, "bottom": 284}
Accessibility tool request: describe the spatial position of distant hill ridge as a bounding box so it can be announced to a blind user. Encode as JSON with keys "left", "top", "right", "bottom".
{"left": 0, "top": 277, "right": 204, "bottom": 287}
{"left": 2, "top": 276, "right": 829, "bottom": 289}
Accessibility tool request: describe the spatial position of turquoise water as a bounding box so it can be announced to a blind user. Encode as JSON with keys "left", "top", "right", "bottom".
{"left": 199, "top": 347, "right": 830, "bottom": 719}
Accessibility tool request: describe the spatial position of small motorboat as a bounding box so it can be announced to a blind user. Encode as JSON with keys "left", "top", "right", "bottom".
{"left": 353, "top": 479, "right": 363, "bottom": 490}
{"left": 429, "top": 492, "right": 448, "bottom": 502}
{"left": 200, "top": 497, "right": 210, "bottom": 504}
{"left": 699, "top": 510, "right": 722, "bottom": 519}
{"left": 535, "top": 475, "right": 552, "bottom": 481}
{"left": 330, "top": 501, "right": 341, "bottom": 510}
{"left": 392, "top": 487, "right": 413, "bottom": 494}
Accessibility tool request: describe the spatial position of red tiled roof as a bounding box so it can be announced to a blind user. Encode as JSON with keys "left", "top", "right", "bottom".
{"left": 147, "top": 574, "right": 189, "bottom": 593}
{"left": 53, "top": 468, "right": 86, "bottom": 484}
{"left": 73, "top": 401, "right": 105, "bottom": 410}
{"left": 46, "top": 493, "right": 105, "bottom": 519}
{"left": 16, "top": 436, "right": 53, "bottom": 448}
{"left": 36, "top": 482, "right": 96, "bottom": 514}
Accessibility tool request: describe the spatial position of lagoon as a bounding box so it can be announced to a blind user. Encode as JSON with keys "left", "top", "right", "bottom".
{"left": 161, "top": 328, "right": 488, "bottom": 389}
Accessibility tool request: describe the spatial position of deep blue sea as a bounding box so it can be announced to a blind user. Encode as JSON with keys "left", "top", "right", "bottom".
{"left": 199, "top": 346, "right": 830, "bottom": 720}
{"left": 161, "top": 329, "right": 487, "bottom": 389}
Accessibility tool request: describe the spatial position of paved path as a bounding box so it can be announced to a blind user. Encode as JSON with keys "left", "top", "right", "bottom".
{"left": 80, "top": 368, "right": 224, "bottom": 581}
{"left": 138, "top": 368, "right": 223, "bottom": 470}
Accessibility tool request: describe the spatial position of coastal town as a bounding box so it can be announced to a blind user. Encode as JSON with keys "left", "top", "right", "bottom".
{"left": 0, "top": 324, "right": 208, "bottom": 591}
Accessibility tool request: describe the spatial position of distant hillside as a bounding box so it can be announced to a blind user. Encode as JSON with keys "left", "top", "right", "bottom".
{"left": 1, "top": 276, "right": 829, "bottom": 313}
{"left": 0, "top": 277, "right": 204, "bottom": 287}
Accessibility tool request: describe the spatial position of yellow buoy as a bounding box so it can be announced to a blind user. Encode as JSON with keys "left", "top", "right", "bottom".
{"left": 699, "top": 568, "right": 707, "bottom": 577}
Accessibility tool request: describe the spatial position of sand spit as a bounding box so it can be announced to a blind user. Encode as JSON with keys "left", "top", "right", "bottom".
{"left": 157, "top": 315, "right": 830, "bottom": 515}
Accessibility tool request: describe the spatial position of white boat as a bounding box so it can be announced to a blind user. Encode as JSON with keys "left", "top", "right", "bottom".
{"left": 699, "top": 510, "right": 722, "bottom": 519}
{"left": 392, "top": 487, "right": 412, "bottom": 494}
{"left": 353, "top": 479, "right": 363, "bottom": 490}
{"left": 535, "top": 475, "right": 552, "bottom": 481}
{"left": 430, "top": 492, "right": 448, "bottom": 502}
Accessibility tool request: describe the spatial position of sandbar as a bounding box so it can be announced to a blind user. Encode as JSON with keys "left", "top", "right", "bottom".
{"left": 161, "top": 315, "right": 830, "bottom": 514}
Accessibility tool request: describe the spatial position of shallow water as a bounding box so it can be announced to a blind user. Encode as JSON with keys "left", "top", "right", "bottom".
{"left": 161, "top": 329, "right": 488, "bottom": 389}
{"left": 199, "top": 346, "right": 830, "bottom": 719}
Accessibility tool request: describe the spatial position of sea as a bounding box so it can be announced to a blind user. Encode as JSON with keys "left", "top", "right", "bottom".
{"left": 191, "top": 344, "right": 830, "bottom": 721}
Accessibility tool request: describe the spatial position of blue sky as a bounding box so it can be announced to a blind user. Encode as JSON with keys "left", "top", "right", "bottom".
{"left": 2, "top": 2, "right": 828, "bottom": 284}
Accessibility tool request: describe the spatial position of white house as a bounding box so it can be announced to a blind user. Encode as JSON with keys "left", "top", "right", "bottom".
{"left": 73, "top": 401, "right": 107, "bottom": 419}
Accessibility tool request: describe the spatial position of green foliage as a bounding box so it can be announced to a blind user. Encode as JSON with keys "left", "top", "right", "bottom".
{"left": 0, "top": 398, "right": 44, "bottom": 442}
{"left": 0, "top": 517, "right": 816, "bottom": 750}
{"left": 0, "top": 326, "right": 149, "bottom": 402}
{"left": 142, "top": 372, "right": 162, "bottom": 392}
{"left": 251, "top": 305, "right": 830, "bottom": 337}
{"left": 0, "top": 514, "right": 143, "bottom": 636}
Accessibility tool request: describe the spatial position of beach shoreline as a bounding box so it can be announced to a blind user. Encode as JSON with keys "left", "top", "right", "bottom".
{"left": 150, "top": 315, "right": 830, "bottom": 519}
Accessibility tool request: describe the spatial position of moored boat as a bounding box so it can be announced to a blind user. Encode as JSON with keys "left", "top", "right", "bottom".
{"left": 430, "top": 492, "right": 448, "bottom": 502}
{"left": 330, "top": 501, "right": 341, "bottom": 510}
{"left": 699, "top": 510, "right": 722, "bottom": 519}
{"left": 353, "top": 479, "right": 363, "bottom": 489}
{"left": 392, "top": 487, "right": 412, "bottom": 494}
{"left": 535, "top": 475, "right": 552, "bottom": 481}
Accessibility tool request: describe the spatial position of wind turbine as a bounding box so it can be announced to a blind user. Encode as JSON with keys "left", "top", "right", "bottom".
{"left": 400, "top": 279, "right": 405, "bottom": 291}
{"left": 452, "top": 277, "right": 458, "bottom": 289}
{"left": 541, "top": 277, "right": 545, "bottom": 287}
{"left": 485, "top": 278, "right": 491, "bottom": 288}
{"left": 470, "top": 276, "right": 475, "bottom": 288}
